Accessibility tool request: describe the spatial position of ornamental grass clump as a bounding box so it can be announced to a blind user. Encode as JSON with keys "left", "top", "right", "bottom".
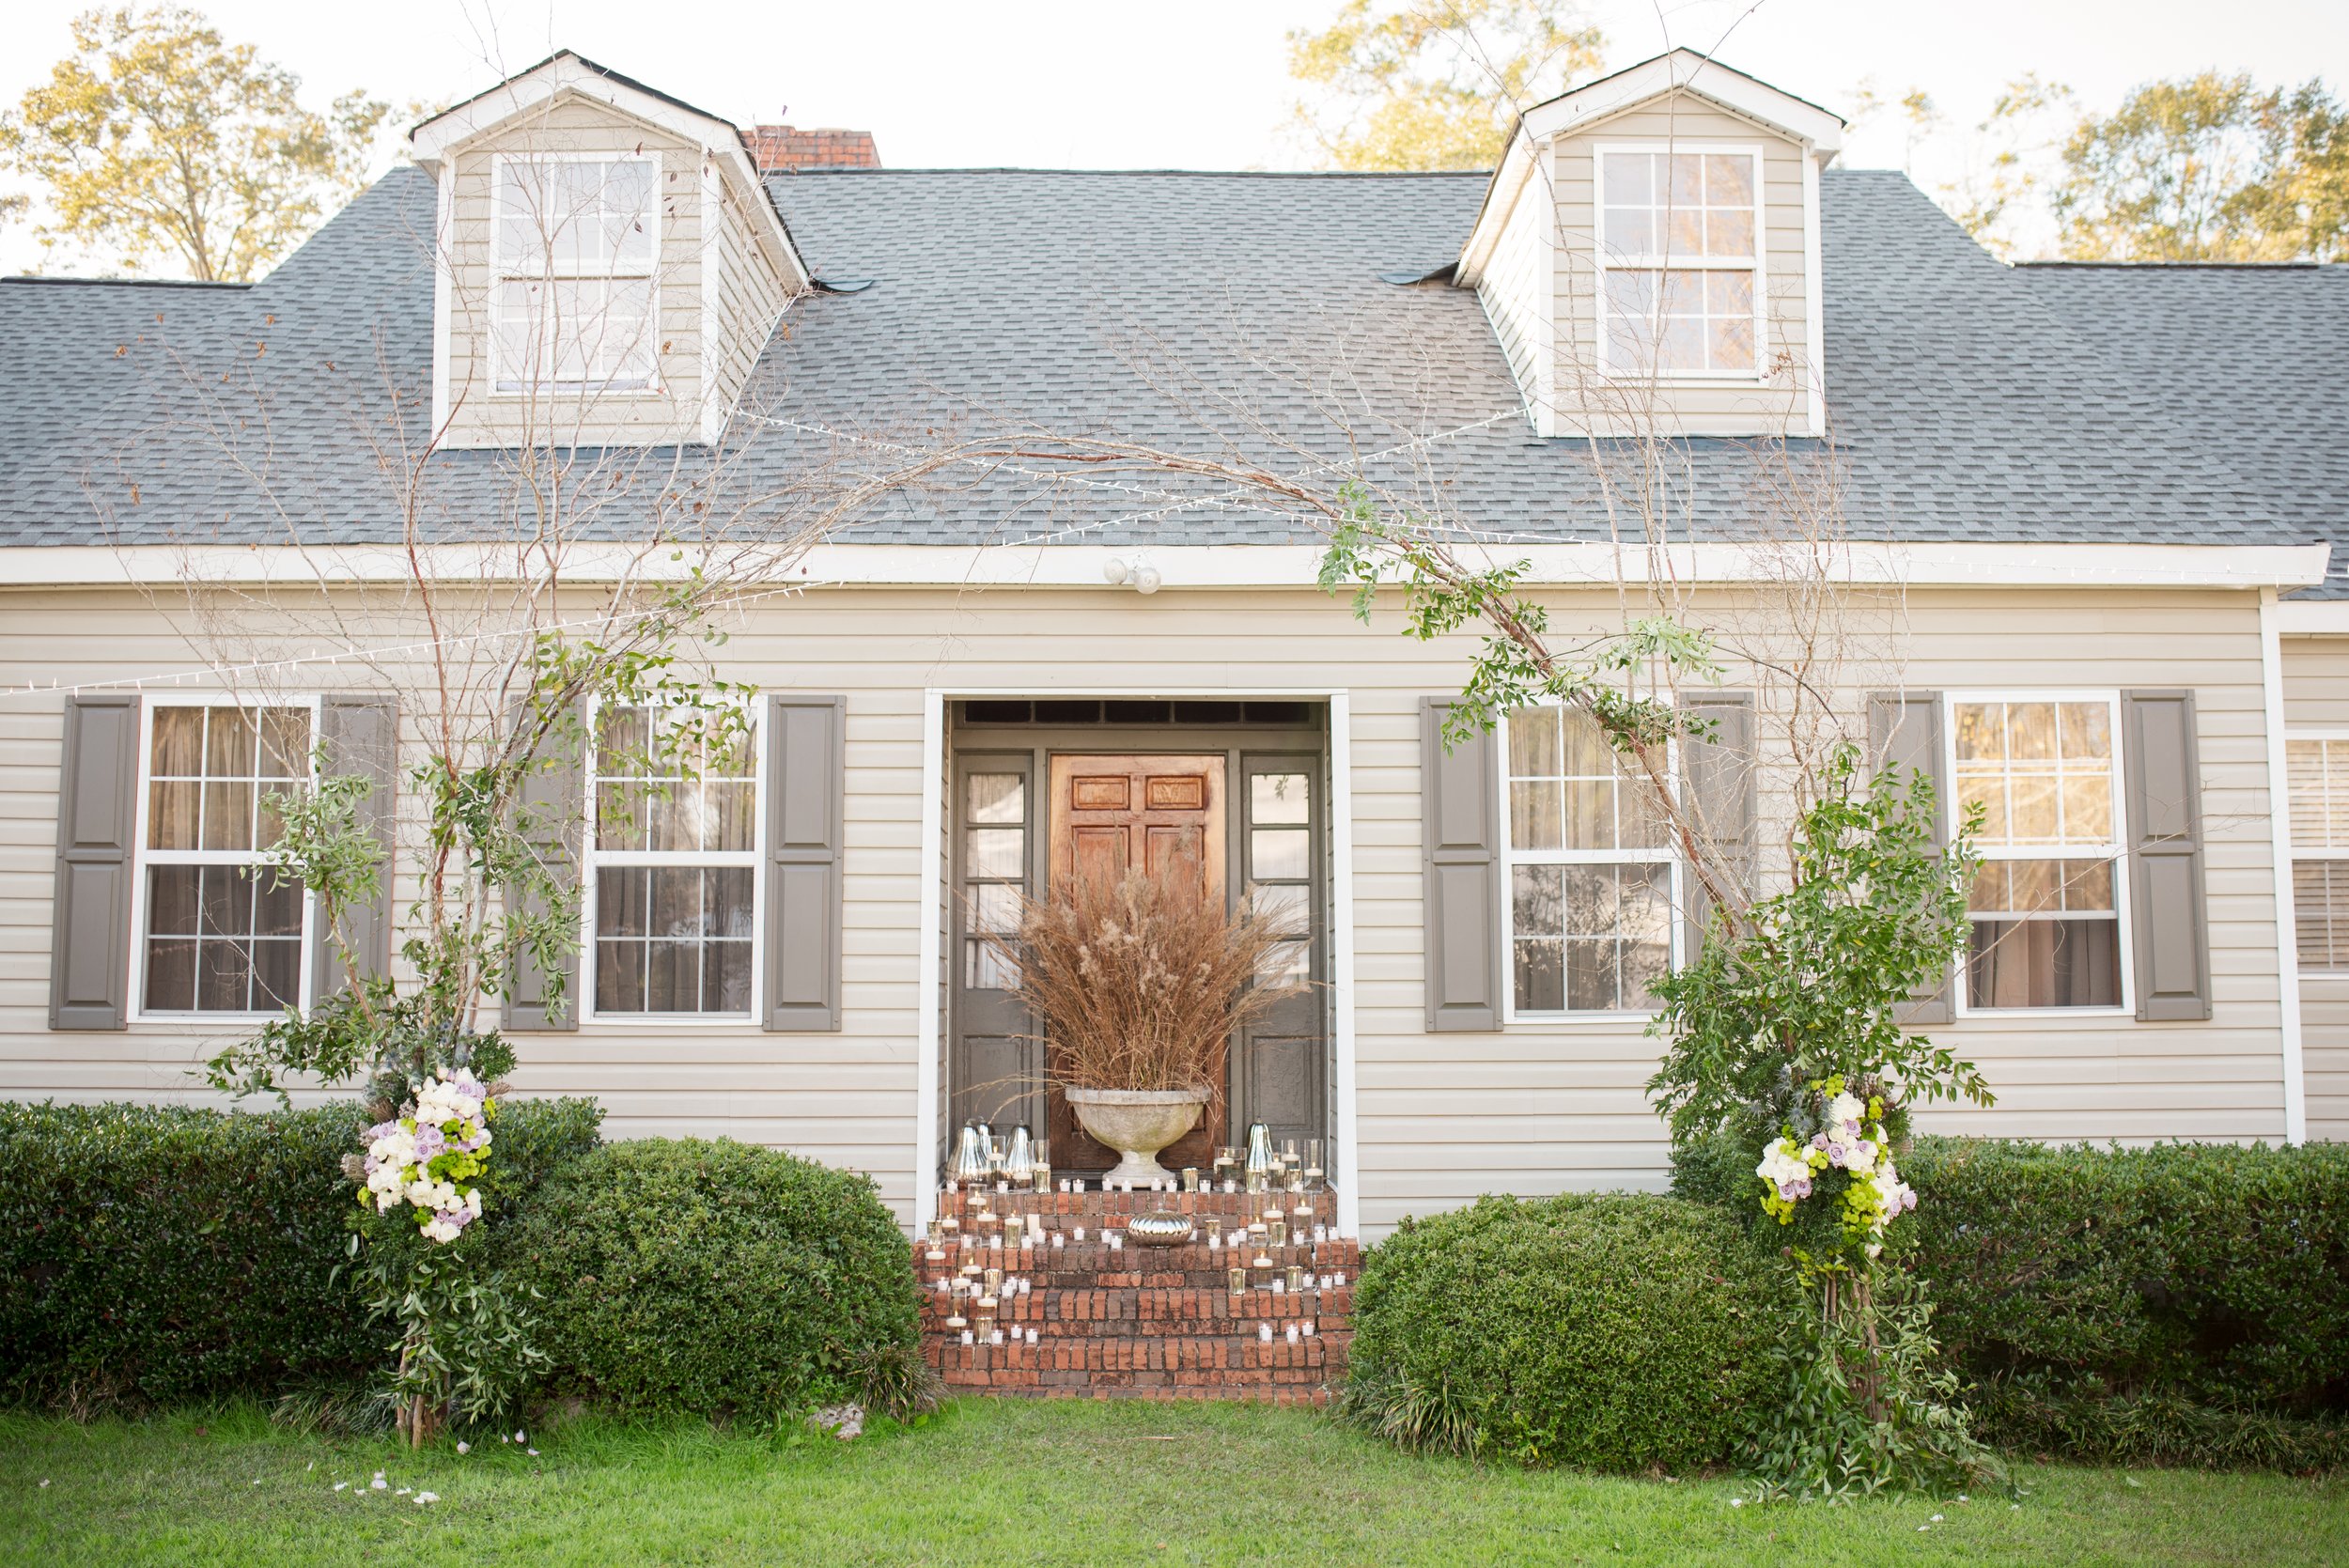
{"left": 991, "top": 866, "right": 1301, "bottom": 1093}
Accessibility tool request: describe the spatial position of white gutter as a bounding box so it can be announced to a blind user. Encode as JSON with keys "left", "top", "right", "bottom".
{"left": 0, "top": 541, "right": 2330, "bottom": 592}
{"left": 2260, "top": 588, "right": 2310, "bottom": 1145}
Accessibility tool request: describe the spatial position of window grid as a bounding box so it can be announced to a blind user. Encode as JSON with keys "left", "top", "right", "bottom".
{"left": 1595, "top": 147, "right": 1764, "bottom": 380}
{"left": 1948, "top": 695, "right": 2129, "bottom": 1013}
{"left": 586, "top": 701, "right": 760, "bottom": 1019}
{"left": 490, "top": 154, "right": 660, "bottom": 394}
{"left": 2286, "top": 737, "right": 2349, "bottom": 969}
{"left": 963, "top": 770, "right": 1028, "bottom": 989}
{"left": 136, "top": 699, "right": 316, "bottom": 1017}
{"left": 1247, "top": 769, "right": 1314, "bottom": 985}
{"left": 1501, "top": 705, "right": 1676, "bottom": 1017}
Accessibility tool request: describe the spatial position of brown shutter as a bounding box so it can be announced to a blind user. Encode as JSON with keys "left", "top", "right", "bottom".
{"left": 1422, "top": 697, "right": 1502, "bottom": 1032}
{"left": 1680, "top": 692, "right": 1755, "bottom": 958}
{"left": 313, "top": 695, "right": 399, "bottom": 1001}
{"left": 49, "top": 694, "right": 139, "bottom": 1031}
{"left": 766, "top": 693, "right": 845, "bottom": 1032}
{"left": 505, "top": 701, "right": 583, "bottom": 1032}
{"left": 1869, "top": 691, "right": 1953, "bottom": 1025}
{"left": 2123, "top": 690, "right": 2213, "bottom": 1021}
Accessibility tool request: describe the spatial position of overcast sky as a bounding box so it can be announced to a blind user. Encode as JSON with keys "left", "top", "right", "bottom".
{"left": 4, "top": 0, "right": 2345, "bottom": 275}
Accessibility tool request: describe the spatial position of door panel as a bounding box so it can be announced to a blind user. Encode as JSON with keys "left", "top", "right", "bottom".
{"left": 948, "top": 754, "right": 1044, "bottom": 1155}
{"left": 1048, "top": 753, "right": 1226, "bottom": 1173}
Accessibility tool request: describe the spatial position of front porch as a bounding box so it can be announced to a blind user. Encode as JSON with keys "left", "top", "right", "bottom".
{"left": 917, "top": 1184, "right": 1356, "bottom": 1401}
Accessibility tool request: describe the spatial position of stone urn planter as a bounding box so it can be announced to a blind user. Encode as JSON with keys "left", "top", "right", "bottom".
{"left": 1063, "top": 1086, "right": 1210, "bottom": 1185}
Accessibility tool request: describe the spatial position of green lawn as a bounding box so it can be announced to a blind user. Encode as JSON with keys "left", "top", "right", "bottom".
{"left": 0, "top": 1398, "right": 2341, "bottom": 1567}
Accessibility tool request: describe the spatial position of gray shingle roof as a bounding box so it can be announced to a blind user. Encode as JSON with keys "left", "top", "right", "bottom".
{"left": 0, "top": 162, "right": 2340, "bottom": 561}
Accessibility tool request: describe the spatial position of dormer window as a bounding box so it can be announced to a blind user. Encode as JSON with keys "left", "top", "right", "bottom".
{"left": 1595, "top": 147, "right": 1762, "bottom": 378}
{"left": 490, "top": 155, "right": 660, "bottom": 394}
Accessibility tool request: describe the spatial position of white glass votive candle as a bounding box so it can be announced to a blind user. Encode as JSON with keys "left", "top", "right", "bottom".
{"left": 1222, "top": 1179, "right": 1237, "bottom": 1194}
{"left": 1270, "top": 1280, "right": 1284, "bottom": 1295}
{"left": 1073, "top": 1226, "right": 1086, "bottom": 1242}
{"left": 1313, "top": 1224, "right": 1329, "bottom": 1244}
{"left": 960, "top": 1329, "right": 973, "bottom": 1345}
{"left": 1051, "top": 1233, "right": 1066, "bottom": 1249}
{"left": 1208, "top": 1232, "right": 1221, "bottom": 1251}
{"left": 1303, "top": 1320, "right": 1317, "bottom": 1338}
{"left": 1286, "top": 1324, "right": 1300, "bottom": 1344}
{"left": 1026, "top": 1328, "right": 1038, "bottom": 1346}
{"left": 1257, "top": 1322, "right": 1273, "bottom": 1343}
{"left": 1107, "top": 1233, "right": 1124, "bottom": 1251}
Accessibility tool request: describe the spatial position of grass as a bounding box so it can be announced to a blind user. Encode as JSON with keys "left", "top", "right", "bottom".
{"left": 1, "top": 1398, "right": 2343, "bottom": 1567}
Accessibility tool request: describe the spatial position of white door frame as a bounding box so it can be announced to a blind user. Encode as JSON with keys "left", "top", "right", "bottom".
{"left": 912, "top": 687, "right": 1361, "bottom": 1237}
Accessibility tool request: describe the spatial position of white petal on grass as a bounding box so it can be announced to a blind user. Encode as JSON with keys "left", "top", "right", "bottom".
{"left": 334, "top": 1483, "right": 348, "bottom": 1493}
{"left": 456, "top": 1442, "right": 469, "bottom": 1455}
{"left": 1931, "top": 1514, "right": 1944, "bottom": 1522}
{"left": 526, "top": 1449, "right": 539, "bottom": 1458}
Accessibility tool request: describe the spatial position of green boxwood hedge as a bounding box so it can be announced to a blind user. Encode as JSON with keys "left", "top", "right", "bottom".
{"left": 0, "top": 1096, "right": 601, "bottom": 1410}
{"left": 509, "top": 1138, "right": 922, "bottom": 1421}
{"left": 1345, "top": 1193, "right": 1790, "bottom": 1472}
{"left": 1673, "top": 1132, "right": 2349, "bottom": 1467}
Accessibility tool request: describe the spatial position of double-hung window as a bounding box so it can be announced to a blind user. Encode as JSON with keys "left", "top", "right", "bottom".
{"left": 2286, "top": 736, "right": 2349, "bottom": 969}
{"left": 490, "top": 156, "right": 660, "bottom": 394}
{"left": 587, "top": 702, "right": 759, "bottom": 1018}
{"left": 1951, "top": 695, "right": 2127, "bottom": 1011}
{"left": 1501, "top": 705, "right": 1675, "bottom": 1015}
{"left": 1595, "top": 147, "right": 1763, "bottom": 378}
{"left": 135, "top": 698, "right": 316, "bottom": 1016}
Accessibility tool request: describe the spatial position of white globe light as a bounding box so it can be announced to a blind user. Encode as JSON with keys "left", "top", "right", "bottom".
{"left": 1103, "top": 557, "right": 1130, "bottom": 584}
{"left": 1133, "top": 564, "right": 1162, "bottom": 595}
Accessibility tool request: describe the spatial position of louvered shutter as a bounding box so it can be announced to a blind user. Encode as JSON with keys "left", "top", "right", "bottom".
{"left": 1679, "top": 692, "right": 1755, "bottom": 960}
{"left": 766, "top": 693, "right": 846, "bottom": 1032}
{"left": 1422, "top": 697, "right": 1502, "bottom": 1032}
{"left": 2122, "top": 690, "right": 2213, "bottom": 1021}
{"left": 313, "top": 696, "right": 399, "bottom": 1000}
{"left": 49, "top": 694, "right": 139, "bottom": 1030}
{"left": 1869, "top": 691, "right": 1954, "bottom": 1025}
{"left": 505, "top": 701, "right": 583, "bottom": 1032}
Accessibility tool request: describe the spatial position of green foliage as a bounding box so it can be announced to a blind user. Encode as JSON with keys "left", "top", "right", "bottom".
{"left": 1902, "top": 1138, "right": 2349, "bottom": 1423}
{"left": 354, "top": 1224, "right": 546, "bottom": 1435}
{"left": 1344, "top": 1193, "right": 1790, "bottom": 1472}
{"left": 0, "top": 1097, "right": 599, "bottom": 1412}
{"left": 1742, "top": 1272, "right": 2008, "bottom": 1501}
{"left": 2054, "top": 72, "right": 2349, "bottom": 262}
{"left": 1678, "top": 1134, "right": 2349, "bottom": 1469}
{"left": 1647, "top": 752, "right": 1986, "bottom": 1157}
{"left": 1287, "top": 0, "right": 1605, "bottom": 171}
{"left": 511, "top": 1139, "right": 922, "bottom": 1421}
{"left": 0, "top": 4, "right": 392, "bottom": 280}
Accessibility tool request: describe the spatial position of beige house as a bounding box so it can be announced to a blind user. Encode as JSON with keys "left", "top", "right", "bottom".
{"left": 5, "top": 51, "right": 2345, "bottom": 1238}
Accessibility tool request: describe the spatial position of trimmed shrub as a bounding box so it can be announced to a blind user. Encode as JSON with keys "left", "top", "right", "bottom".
{"left": 1345, "top": 1193, "right": 1790, "bottom": 1472}
{"left": 510, "top": 1139, "right": 921, "bottom": 1421}
{"left": 1672, "top": 1131, "right": 2349, "bottom": 1467}
{"left": 0, "top": 1096, "right": 601, "bottom": 1410}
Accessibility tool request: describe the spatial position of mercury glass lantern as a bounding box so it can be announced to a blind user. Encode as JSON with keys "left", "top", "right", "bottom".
{"left": 1244, "top": 1123, "right": 1273, "bottom": 1192}
{"left": 1004, "top": 1126, "right": 1035, "bottom": 1184}
{"left": 953, "top": 1124, "right": 992, "bottom": 1186}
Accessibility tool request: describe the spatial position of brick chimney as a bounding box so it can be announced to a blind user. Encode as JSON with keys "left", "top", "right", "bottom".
{"left": 743, "top": 125, "right": 881, "bottom": 173}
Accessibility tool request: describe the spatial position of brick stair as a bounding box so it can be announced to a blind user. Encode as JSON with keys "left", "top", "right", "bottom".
{"left": 917, "top": 1187, "right": 1355, "bottom": 1402}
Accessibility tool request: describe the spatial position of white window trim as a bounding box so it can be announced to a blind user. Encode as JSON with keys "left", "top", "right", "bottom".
{"left": 487, "top": 150, "right": 663, "bottom": 398}
{"left": 580, "top": 695, "right": 765, "bottom": 1025}
{"left": 1497, "top": 705, "right": 1682, "bottom": 1023}
{"left": 1944, "top": 690, "right": 2135, "bottom": 1018}
{"left": 2281, "top": 728, "right": 2349, "bottom": 972}
{"left": 127, "top": 692, "right": 322, "bottom": 1024}
{"left": 1590, "top": 141, "right": 1768, "bottom": 384}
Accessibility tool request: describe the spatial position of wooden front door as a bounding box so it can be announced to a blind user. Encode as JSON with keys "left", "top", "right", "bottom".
{"left": 1048, "top": 753, "right": 1226, "bottom": 1175}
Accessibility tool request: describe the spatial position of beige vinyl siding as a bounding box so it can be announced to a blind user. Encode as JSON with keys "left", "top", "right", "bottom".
{"left": 706, "top": 173, "right": 795, "bottom": 431}
{"left": 0, "top": 583, "right": 2291, "bottom": 1232}
{"left": 1548, "top": 92, "right": 1810, "bottom": 436}
{"left": 2280, "top": 634, "right": 2349, "bottom": 1139}
{"left": 1475, "top": 176, "right": 1548, "bottom": 424}
{"left": 440, "top": 96, "right": 706, "bottom": 450}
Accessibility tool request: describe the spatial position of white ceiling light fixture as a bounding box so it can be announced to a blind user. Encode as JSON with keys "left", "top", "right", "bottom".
{"left": 1102, "top": 555, "right": 1160, "bottom": 594}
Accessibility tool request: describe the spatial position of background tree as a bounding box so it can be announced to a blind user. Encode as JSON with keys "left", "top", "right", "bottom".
{"left": 2050, "top": 71, "right": 2348, "bottom": 261}
{"left": 0, "top": 5, "right": 392, "bottom": 280}
{"left": 1287, "top": 0, "right": 1604, "bottom": 171}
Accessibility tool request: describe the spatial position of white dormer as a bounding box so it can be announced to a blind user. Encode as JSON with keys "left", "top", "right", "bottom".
{"left": 1455, "top": 51, "right": 1843, "bottom": 439}
{"left": 410, "top": 52, "right": 809, "bottom": 450}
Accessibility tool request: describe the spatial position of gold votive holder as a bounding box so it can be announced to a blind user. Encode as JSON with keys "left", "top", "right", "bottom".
{"left": 985, "top": 1266, "right": 1003, "bottom": 1293}
{"left": 1182, "top": 1167, "right": 1199, "bottom": 1192}
{"left": 1268, "top": 1216, "right": 1287, "bottom": 1247}
{"left": 1227, "top": 1266, "right": 1247, "bottom": 1295}
{"left": 1286, "top": 1264, "right": 1304, "bottom": 1292}
{"left": 1033, "top": 1165, "right": 1051, "bottom": 1194}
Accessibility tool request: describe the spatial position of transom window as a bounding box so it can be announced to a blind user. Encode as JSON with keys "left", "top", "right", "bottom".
{"left": 1951, "top": 696, "right": 2127, "bottom": 1011}
{"left": 588, "top": 703, "right": 758, "bottom": 1017}
{"left": 490, "top": 156, "right": 659, "bottom": 394}
{"left": 2286, "top": 737, "right": 2349, "bottom": 969}
{"left": 1595, "top": 147, "right": 1762, "bottom": 378}
{"left": 1502, "top": 706, "right": 1674, "bottom": 1014}
{"left": 138, "top": 701, "right": 315, "bottom": 1015}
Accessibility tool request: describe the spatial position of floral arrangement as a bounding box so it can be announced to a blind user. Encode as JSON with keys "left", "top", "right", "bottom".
{"left": 1753, "top": 1078, "right": 1918, "bottom": 1257}
{"left": 350, "top": 1070, "right": 499, "bottom": 1243}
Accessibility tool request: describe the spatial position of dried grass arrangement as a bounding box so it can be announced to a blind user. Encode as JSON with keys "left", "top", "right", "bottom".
{"left": 988, "top": 865, "right": 1304, "bottom": 1094}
